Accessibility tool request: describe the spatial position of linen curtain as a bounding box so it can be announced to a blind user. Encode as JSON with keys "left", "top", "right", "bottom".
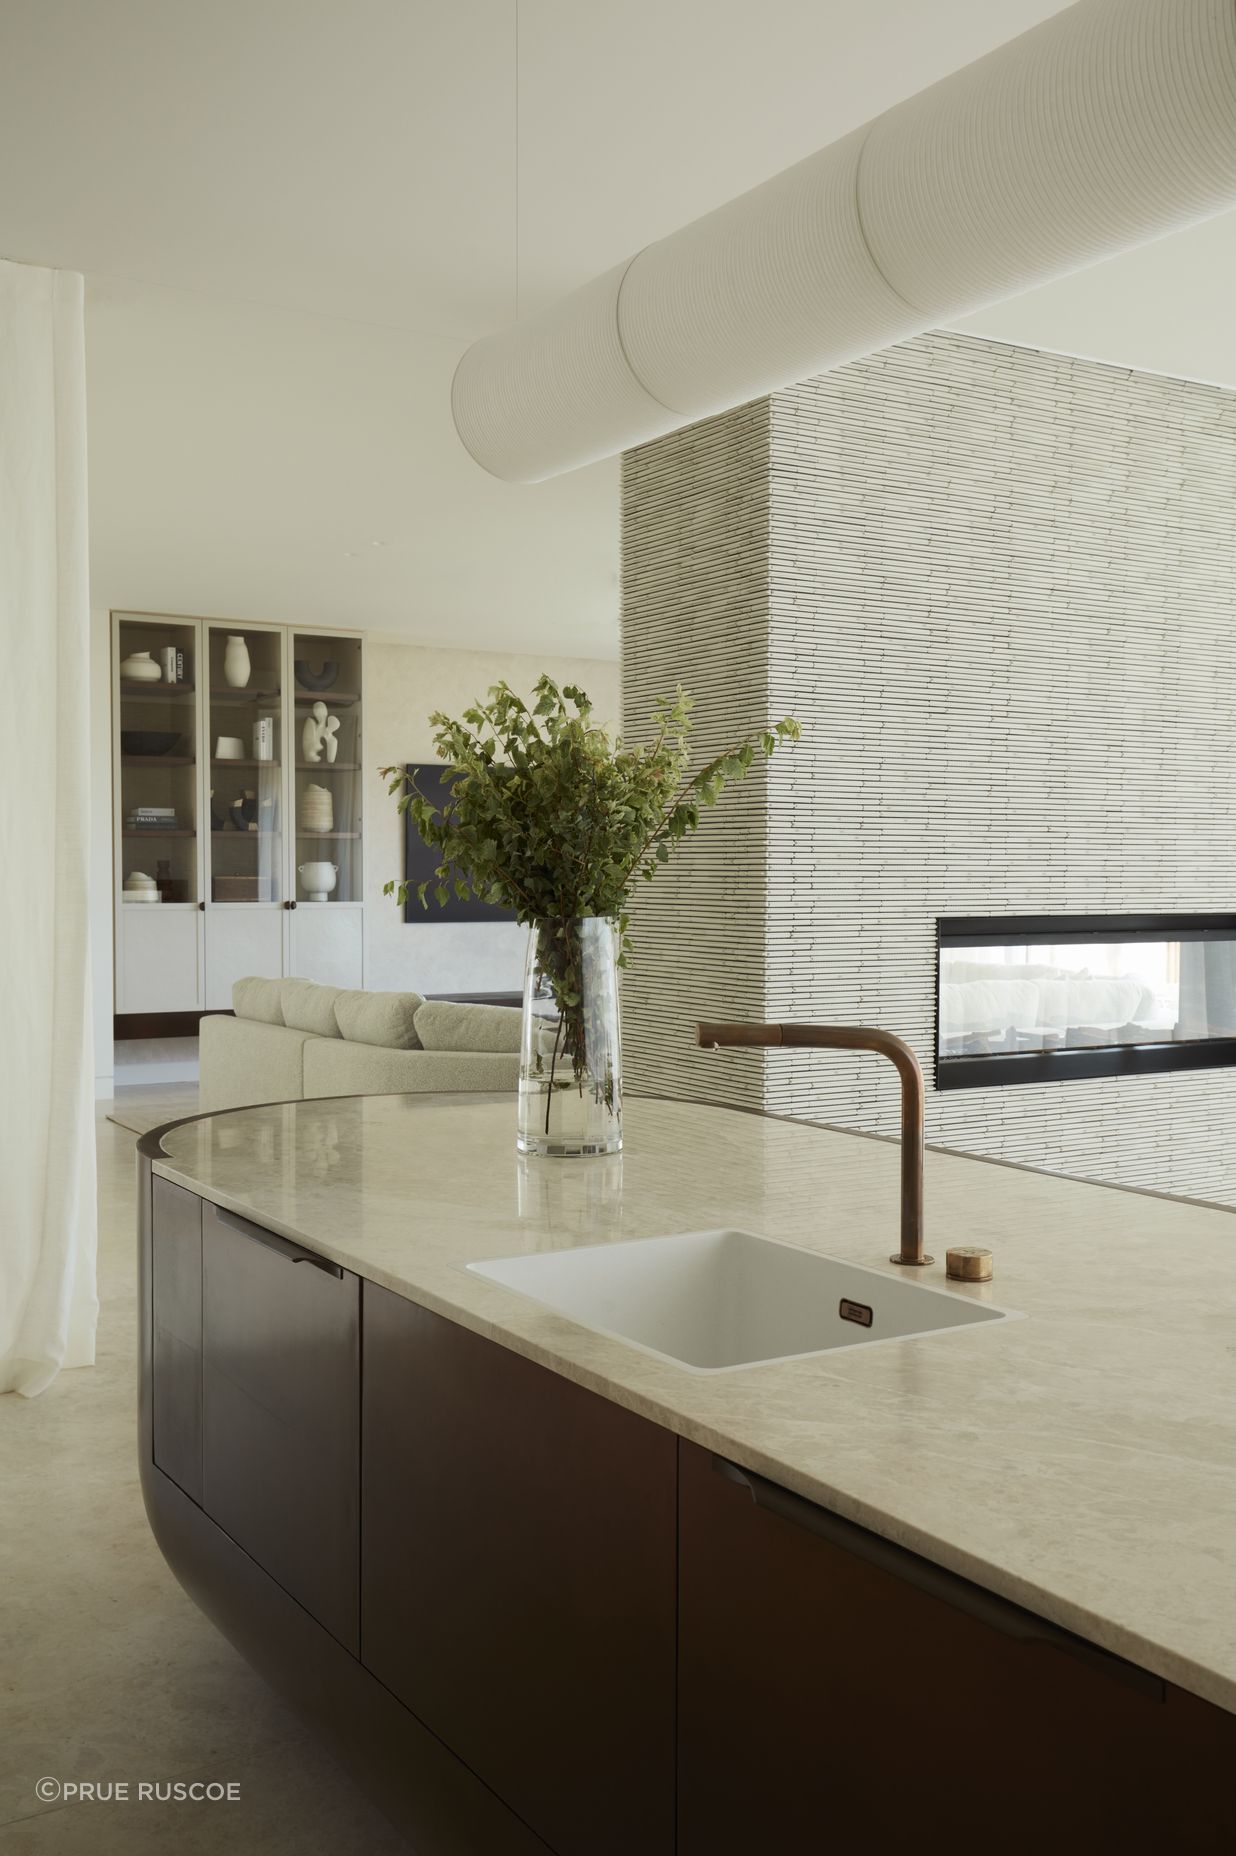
{"left": 0, "top": 259, "right": 98, "bottom": 1396}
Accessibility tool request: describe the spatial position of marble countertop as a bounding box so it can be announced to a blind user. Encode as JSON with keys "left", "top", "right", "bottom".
{"left": 151, "top": 1093, "right": 1236, "bottom": 1713}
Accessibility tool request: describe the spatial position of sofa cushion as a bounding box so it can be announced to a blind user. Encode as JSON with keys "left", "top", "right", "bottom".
{"left": 231, "top": 975, "right": 285, "bottom": 1026}
{"left": 334, "top": 987, "right": 425, "bottom": 1050}
{"left": 199, "top": 1014, "right": 312, "bottom": 1111}
{"left": 302, "top": 1040, "right": 520, "bottom": 1098}
{"left": 280, "top": 976, "right": 344, "bottom": 1038}
{"left": 413, "top": 1000, "right": 524, "bottom": 1054}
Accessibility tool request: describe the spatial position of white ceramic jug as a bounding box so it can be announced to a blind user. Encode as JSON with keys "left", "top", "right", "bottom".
{"left": 298, "top": 860, "right": 338, "bottom": 901}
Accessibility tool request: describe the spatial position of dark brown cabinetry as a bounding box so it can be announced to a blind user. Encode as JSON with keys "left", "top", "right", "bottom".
{"left": 150, "top": 1177, "right": 203, "bottom": 1502}
{"left": 201, "top": 1201, "right": 360, "bottom": 1652}
{"left": 360, "top": 1283, "right": 678, "bottom": 1856}
{"left": 142, "top": 1163, "right": 1236, "bottom": 1856}
{"left": 677, "top": 1439, "right": 1236, "bottom": 1856}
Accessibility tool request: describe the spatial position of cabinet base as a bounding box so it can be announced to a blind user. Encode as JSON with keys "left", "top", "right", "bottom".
{"left": 141, "top": 1464, "right": 552, "bottom": 1856}
{"left": 116, "top": 1010, "right": 233, "bottom": 1040}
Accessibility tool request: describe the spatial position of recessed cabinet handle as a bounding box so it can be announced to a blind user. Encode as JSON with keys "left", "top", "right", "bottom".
{"left": 711, "top": 1456, "right": 1163, "bottom": 1700}
{"left": 214, "top": 1205, "right": 343, "bottom": 1278}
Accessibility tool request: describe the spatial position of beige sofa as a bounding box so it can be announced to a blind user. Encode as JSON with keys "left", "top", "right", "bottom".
{"left": 199, "top": 976, "right": 522, "bottom": 1112}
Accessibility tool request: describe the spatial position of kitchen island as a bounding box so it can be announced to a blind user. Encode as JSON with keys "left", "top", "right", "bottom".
{"left": 139, "top": 1093, "right": 1236, "bottom": 1853}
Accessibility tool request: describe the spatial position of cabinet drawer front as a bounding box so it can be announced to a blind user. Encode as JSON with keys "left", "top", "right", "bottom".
{"left": 677, "top": 1441, "right": 1236, "bottom": 1854}
{"left": 361, "top": 1284, "right": 677, "bottom": 1856}
{"left": 151, "top": 1177, "right": 203, "bottom": 1502}
{"left": 202, "top": 1203, "right": 359, "bottom": 1651}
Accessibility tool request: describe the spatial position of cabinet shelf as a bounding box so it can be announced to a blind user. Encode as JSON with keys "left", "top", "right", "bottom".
{"left": 114, "top": 614, "right": 364, "bottom": 1012}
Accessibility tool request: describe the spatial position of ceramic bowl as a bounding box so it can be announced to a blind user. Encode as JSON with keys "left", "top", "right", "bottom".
{"left": 215, "top": 736, "right": 246, "bottom": 760}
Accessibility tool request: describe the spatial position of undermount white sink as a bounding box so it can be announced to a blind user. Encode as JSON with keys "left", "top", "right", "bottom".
{"left": 468, "top": 1228, "right": 1019, "bottom": 1374}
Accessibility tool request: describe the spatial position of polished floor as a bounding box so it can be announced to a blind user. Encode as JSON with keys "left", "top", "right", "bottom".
{"left": 0, "top": 1098, "right": 408, "bottom": 1853}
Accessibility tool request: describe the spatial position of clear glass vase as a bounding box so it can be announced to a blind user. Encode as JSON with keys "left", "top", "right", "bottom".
{"left": 518, "top": 917, "right": 622, "bottom": 1158}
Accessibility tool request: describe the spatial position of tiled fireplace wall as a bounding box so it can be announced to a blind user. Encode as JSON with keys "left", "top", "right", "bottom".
{"left": 621, "top": 330, "right": 1236, "bottom": 1205}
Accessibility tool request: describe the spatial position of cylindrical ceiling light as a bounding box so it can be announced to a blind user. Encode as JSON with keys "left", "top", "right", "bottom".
{"left": 453, "top": 0, "right": 1236, "bottom": 481}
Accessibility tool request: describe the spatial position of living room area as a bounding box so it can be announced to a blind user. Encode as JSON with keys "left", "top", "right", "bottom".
{"left": 7, "top": 5, "right": 1236, "bottom": 1854}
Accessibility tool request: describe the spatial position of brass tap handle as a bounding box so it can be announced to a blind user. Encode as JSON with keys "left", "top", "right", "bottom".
{"left": 947, "top": 1246, "right": 993, "bottom": 1283}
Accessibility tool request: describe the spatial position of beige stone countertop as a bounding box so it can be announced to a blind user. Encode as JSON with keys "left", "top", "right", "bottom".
{"left": 151, "top": 1093, "right": 1236, "bottom": 1714}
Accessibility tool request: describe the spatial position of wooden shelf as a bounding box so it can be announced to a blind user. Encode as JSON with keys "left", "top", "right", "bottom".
{"left": 295, "top": 761, "right": 360, "bottom": 771}
{"left": 211, "top": 829, "right": 280, "bottom": 837}
{"left": 123, "top": 828, "right": 193, "bottom": 838}
{"left": 209, "top": 686, "right": 282, "bottom": 702}
{"left": 122, "top": 755, "right": 194, "bottom": 767}
{"left": 120, "top": 686, "right": 195, "bottom": 702}
{"left": 295, "top": 830, "right": 360, "bottom": 839}
{"left": 211, "top": 757, "right": 281, "bottom": 769}
{"left": 294, "top": 690, "right": 360, "bottom": 706}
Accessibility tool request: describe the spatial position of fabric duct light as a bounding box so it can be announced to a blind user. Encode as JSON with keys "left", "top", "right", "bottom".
{"left": 452, "top": 0, "right": 1236, "bottom": 481}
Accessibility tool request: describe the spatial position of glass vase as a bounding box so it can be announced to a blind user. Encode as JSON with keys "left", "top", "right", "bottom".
{"left": 518, "top": 917, "right": 622, "bottom": 1158}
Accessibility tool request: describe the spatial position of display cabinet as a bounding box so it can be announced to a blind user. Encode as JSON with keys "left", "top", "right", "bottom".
{"left": 114, "top": 614, "right": 204, "bottom": 1011}
{"left": 113, "top": 613, "right": 364, "bottom": 1017}
{"left": 288, "top": 630, "right": 364, "bottom": 990}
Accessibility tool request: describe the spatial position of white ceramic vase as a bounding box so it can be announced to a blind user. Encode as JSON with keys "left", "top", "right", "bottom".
{"left": 298, "top": 860, "right": 338, "bottom": 902}
{"left": 120, "top": 651, "right": 162, "bottom": 683}
{"left": 223, "top": 635, "right": 251, "bottom": 689}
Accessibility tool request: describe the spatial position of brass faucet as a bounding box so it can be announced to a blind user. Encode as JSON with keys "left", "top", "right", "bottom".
{"left": 696, "top": 1021, "right": 932, "bottom": 1267}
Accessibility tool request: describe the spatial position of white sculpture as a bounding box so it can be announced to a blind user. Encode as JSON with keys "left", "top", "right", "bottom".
{"left": 301, "top": 701, "right": 340, "bottom": 765}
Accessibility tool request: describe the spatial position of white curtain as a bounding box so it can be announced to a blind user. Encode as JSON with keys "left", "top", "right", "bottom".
{"left": 0, "top": 259, "right": 98, "bottom": 1396}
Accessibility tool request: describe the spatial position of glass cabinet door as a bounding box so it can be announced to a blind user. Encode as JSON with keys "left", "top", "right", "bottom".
{"left": 206, "top": 624, "right": 284, "bottom": 904}
{"left": 116, "top": 615, "right": 200, "bottom": 906}
{"left": 291, "top": 633, "right": 362, "bottom": 906}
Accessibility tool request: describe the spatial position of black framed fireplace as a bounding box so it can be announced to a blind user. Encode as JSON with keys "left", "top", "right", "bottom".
{"left": 935, "top": 914, "right": 1236, "bottom": 1090}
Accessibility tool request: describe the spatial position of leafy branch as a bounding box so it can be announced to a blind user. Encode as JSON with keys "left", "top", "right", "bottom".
{"left": 381, "top": 677, "right": 800, "bottom": 967}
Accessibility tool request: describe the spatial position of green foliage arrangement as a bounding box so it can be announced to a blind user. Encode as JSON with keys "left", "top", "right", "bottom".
{"left": 383, "top": 676, "right": 799, "bottom": 941}
{"left": 382, "top": 677, "right": 800, "bottom": 1127}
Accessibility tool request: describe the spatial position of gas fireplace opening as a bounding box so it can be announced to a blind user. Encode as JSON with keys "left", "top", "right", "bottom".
{"left": 935, "top": 914, "right": 1236, "bottom": 1090}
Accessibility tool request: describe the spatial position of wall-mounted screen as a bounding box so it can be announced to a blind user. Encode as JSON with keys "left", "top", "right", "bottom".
{"left": 936, "top": 914, "right": 1236, "bottom": 1089}
{"left": 402, "top": 763, "right": 516, "bottom": 925}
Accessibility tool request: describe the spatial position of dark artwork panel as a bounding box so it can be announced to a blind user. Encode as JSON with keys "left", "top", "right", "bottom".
{"left": 402, "top": 763, "right": 516, "bottom": 925}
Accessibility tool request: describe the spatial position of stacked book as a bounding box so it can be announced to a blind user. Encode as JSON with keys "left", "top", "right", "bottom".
{"left": 159, "top": 647, "right": 187, "bottom": 683}
{"left": 126, "top": 806, "right": 178, "bottom": 832}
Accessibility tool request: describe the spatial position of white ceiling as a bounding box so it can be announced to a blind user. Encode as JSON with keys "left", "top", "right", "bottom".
{"left": 2, "top": 0, "right": 1235, "bottom": 658}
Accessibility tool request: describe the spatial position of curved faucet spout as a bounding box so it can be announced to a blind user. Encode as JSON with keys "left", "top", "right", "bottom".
{"left": 696, "top": 1021, "right": 932, "bottom": 1267}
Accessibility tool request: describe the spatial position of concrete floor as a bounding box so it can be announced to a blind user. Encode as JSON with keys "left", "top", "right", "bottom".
{"left": 0, "top": 1102, "right": 408, "bottom": 1853}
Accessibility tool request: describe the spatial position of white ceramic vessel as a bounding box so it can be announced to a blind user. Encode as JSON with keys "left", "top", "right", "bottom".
{"left": 215, "top": 735, "right": 245, "bottom": 760}
{"left": 299, "top": 782, "right": 334, "bottom": 832}
{"left": 223, "top": 635, "right": 251, "bottom": 689}
{"left": 297, "top": 860, "right": 338, "bottom": 901}
{"left": 120, "top": 651, "right": 162, "bottom": 683}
